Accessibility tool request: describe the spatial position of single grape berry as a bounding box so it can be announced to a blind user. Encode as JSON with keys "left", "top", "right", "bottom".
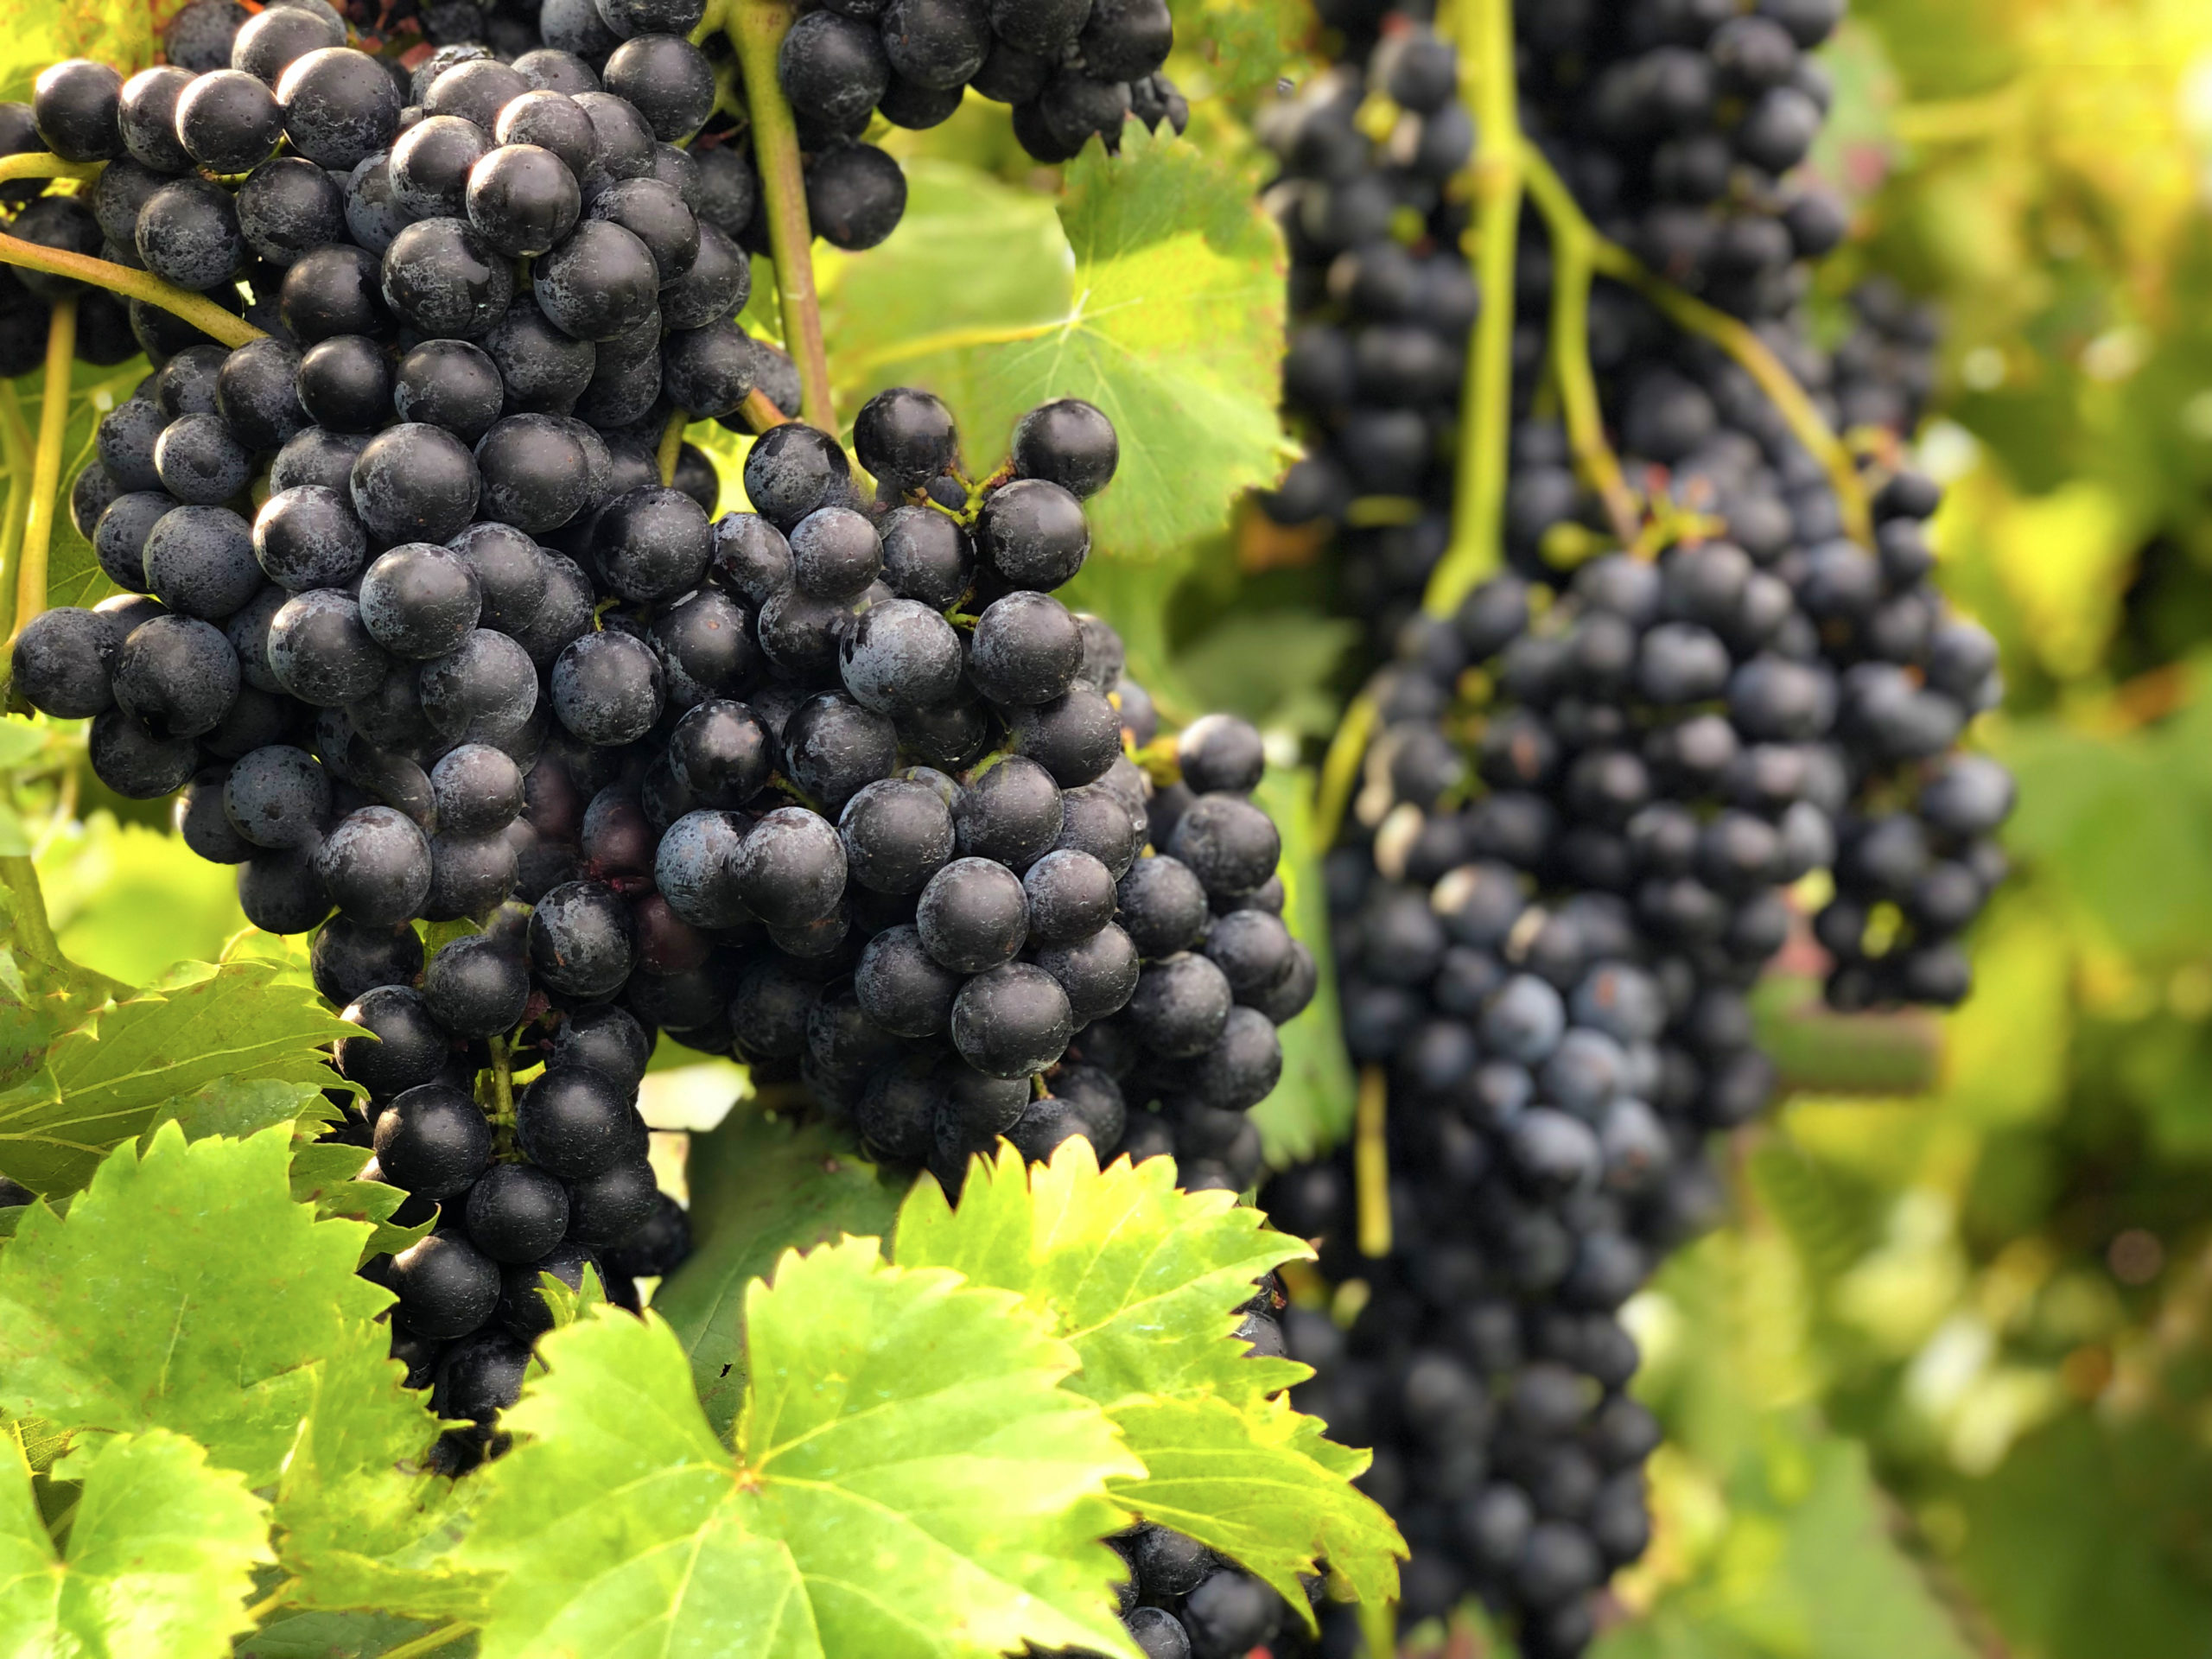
{"left": 1013, "top": 398, "right": 1119, "bottom": 499}
{"left": 316, "top": 805, "right": 435, "bottom": 926}
{"left": 374, "top": 1081, "right": 493, "bottom": 1198}
{"left": 741, "top": 423, "right": 851, "bottom": 531}
{"left": 951, "top": 963, "right": 1074, "bottom": 1080}
{"left": 855, "top": 386, "right": 957, "bottom": 491}
{"left": 516, "top": 1064, "right": 642, "bottom": 1178}
{"left": 336, "top": 983, "right": 449, "bottom": 1095}
{"left": 668, "top": 698, "right": 775, "bottom": 807}
{"left": 977, "top": 477, "right": 1090, "bottom": 588}
{"left": 528, "top": 880, "right": 636, "bottom": 1000}
{"left": 310, "top": 915, "right": 423, "bottom": 1007}
{"left": 421, "top": 933, "right": 531, "bottom": 1040}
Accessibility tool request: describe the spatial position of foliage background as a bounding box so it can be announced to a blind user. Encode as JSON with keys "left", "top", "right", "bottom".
{"left": 3, "top": 0, "right": 2210, "bottom": 1652}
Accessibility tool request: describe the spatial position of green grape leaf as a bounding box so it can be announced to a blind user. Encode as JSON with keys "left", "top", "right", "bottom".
{"left": 290, "top": 1141, "right": 437, "bottom": 1263}
{"left": 1105, "top": 1396, "right": 1400, "bottom": 1610}
{"left": 270, "top": 1331, "right": 489, "bottom": 1622}
{"left": 0, "top": 958, "right": 353, "bottom": 1197}
{"left": 147, "top": 1076, "right": 339, "bottom": 1146}
{"left": 0, "top": 1122, "right": 393, "bottom": 1487}
{"left": 826, "top": 125, "right": 1288, "bottom": 563}
{"left": 1172, "top": 0, "right": 1312, "bottom": 96}
{"left": 459, "top": 1241, "right": 1145, "bottom": 1659}
{"left": 239, "top": 1609, "right": 475, "bottom": 1659}
{"left": 0, "top": 1426, "right": 273, "bottom": 1659}
{"left": 1245, "top": 766, "right": 1357, "bottom": 1166}
{"left": 652, "top": 1108, "right": 909, "bottom": 1436}
{"left": 894, "top": 1141, "right": 1404, "bottom": 1613}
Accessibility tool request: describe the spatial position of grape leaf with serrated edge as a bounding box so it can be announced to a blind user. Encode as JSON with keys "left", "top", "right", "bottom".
{"left": 457, "top": 1240, "right": 1146, "bottom": 1659}
{"left": 0, "top": 1122, "right": 396, "bottom": 1487}
{"left": 652, "top": 1108, "right": 908, "bottom": 1435}
{"left": 894, "top": 1140, "right": 1404, "bottom": 1614}
{"left": 0, "top": 1426, "right": 272, "bottom": 1659}
{"left": 268, "top": 1328, "right": 490, "bottom": 1621}
{"left": 0, "top": 958, "right": 354, "bottom": 1196}
{"left": 826, "top": 125, "right": 1288, "bottom": 563}
{"left": 289, "top": 1139, "right": 438, "bottom": 1263}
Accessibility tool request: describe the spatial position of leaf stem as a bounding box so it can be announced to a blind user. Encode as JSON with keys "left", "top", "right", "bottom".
{"left": 0, "top": 855, "right": 62, "bottom": 970}
{"left": 0, "top": 233, "right": 263, "bottom": 350}
{"left": 1353, "top": 1063, "right": 1391, "bottom": 1258}
{"left": 1422, "top": 0, "right": 1521, "bottom": 618}
{"left": 13, "top": 298, "right": 75, "bottom": 646}
{"left": 1516, "top": 146, "right": 1639, "bottom": 546}
{"left": 1313, "top": 690, "right": 1376, "bottom": 852}
{"left": 728, "top": 0, "right": 836, "bottom": 431}
{"left": 1517, "top": 143, "right": 1872, "bottom": 546}
{"left": 657, "top": 408, "right": 687, "bottom": 486}
{"left": 371, "top": 1622, "right": 477, "bottom": 1659}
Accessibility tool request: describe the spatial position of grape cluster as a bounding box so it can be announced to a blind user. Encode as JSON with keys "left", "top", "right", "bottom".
{"left": 1243, "top": 5, "right": 2013, "bottom": 1654}
{"left": 772, "top": 0, "right": 1188, "bottom": 238}
{"left": 1513, "top": 0, "right": 1850, "bottom": 323}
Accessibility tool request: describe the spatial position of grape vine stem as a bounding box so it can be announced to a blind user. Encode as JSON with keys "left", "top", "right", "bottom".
{"left": 1513, "top": 151, "right": 1640, "bottom": 545}
{"left": 1312, "top": 690, "right": 1376, "bottom": 851}
{"left": 740, "top": 386, "right": 790, "bottom": 430}
{"left": 1422, "top": 0, "right": 1521, "bottom": 619}
{"left": 0, "top": 156, "right": 102, "bottom": 187}
{"left": 728, "top": 0, "right": 836, "bottom": 432}
{"left": 657, "top": 409, "right": 687, "bottom": 486}
{"left": 12, "top": 298, "right": 74, "bottom": 647}
{"left": 1353, "top": 1063, "right": 1391, "bottom": 1258}
{"left": 0, "top": 232, "right": 263, "bottom": 349}
{"left": 1516, "top": 143, "right": 1873, "bottom": 546}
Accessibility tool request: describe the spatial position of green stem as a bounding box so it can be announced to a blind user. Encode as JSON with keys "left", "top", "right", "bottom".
{"left": 0, "top": 233, "right": 261, "bottom": 349}
{"left": 740, "top": 385, "right": 790, "bottom": 431}
{"left": 371, "top": 1623, "right": 476, "bottom": 1659}
{"left": 1519, "top": 146, "right": 1872, "bottom": 546}
{"left": 0, "top": 156, "right": 101, "bottom": 187}
{"left": 657, "top": 408, "right": 686, "bottom": 485}
{"left": 13, "top": 299, "right": 73, "bottom": 646}
{"left": 728, "top": 0, "right": 836, "bottom": 432}
{"left": 0, "top": 855, "right": 62, "bottom": 969}
{"left": 1353, "top": 1063, "right": 1391, "bottom": 1258}
{"left": 1312, "top": 690, "right": 1377, "bottom": 852}
{"left": 1517, "top": 147, "right": 1639, "bottom": 547}
{"left": 487, "top": 1035, "right": 516, "bottom": 1127}
{"left": 0, "top": 480, "right": 24, "bottom": 645}
{"left": 1422, "top": 0, "right": 1521, "bottom": 618}
{"left": 1608, "top": 251, "right": 1874, "bottom": 545}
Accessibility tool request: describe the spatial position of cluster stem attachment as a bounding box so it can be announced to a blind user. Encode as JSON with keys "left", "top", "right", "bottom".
{"left": 1515, "top": 148, "right": 1639, "bottom": 545}
{"left": 0, "top": 234, "right": 261, "bottom": 348}
{"left": 728, "top": 0, "right": 836, "bottom": 433}
{"left": 11, "top": 298, "right": 75, "bottom": 648}
{"left": 1516, "top": 143, "right": 1873, "bottom": 548}
{"left": 1423, "top": 0, "right": 1522, "bottom": 619}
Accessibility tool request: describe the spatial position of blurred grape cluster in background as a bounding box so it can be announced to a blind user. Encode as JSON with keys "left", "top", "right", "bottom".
{"left": 6, "top": 0, "right": 2212, "bottom": 1652}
